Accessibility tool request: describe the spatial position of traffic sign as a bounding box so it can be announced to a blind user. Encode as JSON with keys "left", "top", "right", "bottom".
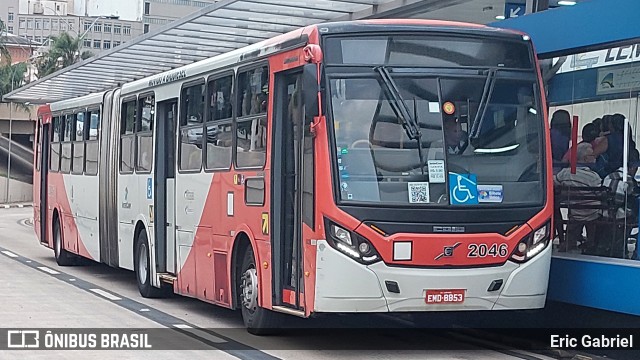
{"left": 504, "top": 3, "right": 525, "bottom": 19}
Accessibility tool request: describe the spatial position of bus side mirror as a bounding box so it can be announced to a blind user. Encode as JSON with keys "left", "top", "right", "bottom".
{"left": 303, "top": 63, "right": 320, "bottom": 123}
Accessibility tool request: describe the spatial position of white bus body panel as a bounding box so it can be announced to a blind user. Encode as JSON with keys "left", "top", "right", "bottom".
{"left": 314, "top": 239, "right": 550, "bottom": 312}
{"left": 175, "top": 172, "right": 212, "bottom": 270}
{"left": 63, "top": 174, "right": 100, "bottom": 260}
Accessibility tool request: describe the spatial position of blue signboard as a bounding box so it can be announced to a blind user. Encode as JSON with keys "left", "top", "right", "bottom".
{"left": 504, "top": 3, "right": 525, "bottom": 19}
{"left": 147, "top": 178, "right": 153, "bottom": 200}
{"left": 449, "top": 173, "right": 478, "bottom": 205}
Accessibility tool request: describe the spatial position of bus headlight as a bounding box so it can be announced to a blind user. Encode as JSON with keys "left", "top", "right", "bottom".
{"left": 331, "top": 224, "right": 353, "bottom": 246}
{"left": 325, "top": 219, "right": 382, "bottom": 265}
{"left": 510, "top": 221, "right": 550, "bottom": 263}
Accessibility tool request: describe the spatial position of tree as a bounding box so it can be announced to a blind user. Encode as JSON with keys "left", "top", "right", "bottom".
{"left": 0, "top": 63, "right": 27, "bottom": 96}
{"left": 0, "top": 19, "right": 11, "bottom": 64}
{"left": 35, "top": 32, "right": 93, "bottom": 78}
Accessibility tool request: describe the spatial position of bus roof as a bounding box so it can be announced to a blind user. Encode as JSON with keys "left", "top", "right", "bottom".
{"left": 120, "top": 19, "right": 530, "bottom": 97}
{"left": 50, "top": 91, "right": 105, "bottom": 112}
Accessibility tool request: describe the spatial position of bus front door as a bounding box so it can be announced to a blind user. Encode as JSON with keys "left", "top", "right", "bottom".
{"left": 154, "top": 99, "right": 177, "bottom": 274}
{"left": 39, "top": 121, "right": 50, "bottom": 244}
{"left": 272, "top": 71, "right": 308, "bottom": 310}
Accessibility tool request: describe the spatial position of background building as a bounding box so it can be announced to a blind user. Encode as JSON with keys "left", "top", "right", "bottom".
{"left": 143, "top": 0, "right": 217, "bottom": 33}
{"left": 2, "top": 0, "right": 143, "bottom": 55}
{"left": 1, "top": 33, "right": 37, "bottom": 65}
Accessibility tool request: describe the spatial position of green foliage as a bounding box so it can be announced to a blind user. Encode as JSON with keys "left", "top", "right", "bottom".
{"left": 0, "top": 62, "right": 27, "bottom": 99}
{"left": 0, "top": 19, "right": 11, "bottom": 64}
{"left": 35, "top": 32, "right": 94, "bottom": 78}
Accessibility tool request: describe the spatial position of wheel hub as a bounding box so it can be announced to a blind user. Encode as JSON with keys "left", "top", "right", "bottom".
{"left": 54, "top": 227, "right": 61, "bottom": 256}
{"left": 138, "top": 244, "right": 148, "bottom": 284}
{"left": 241, "top": 268, "right": 258, "bottom": 311}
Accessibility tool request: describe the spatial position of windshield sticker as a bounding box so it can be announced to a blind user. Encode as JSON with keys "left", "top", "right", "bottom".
{"left": 443, "top": 101, "right": 455, "bottom": 115}
{"left": 478, "top": 185, "right": 503, "bottom": 203}
{"left": 427, "top": 160, "right": 446, "bottom": 183}
{"left": 146, "top": 178, "right": 152, "bottom": 200}
{"left": 428, "top": 102, "right": 440, "bottom": 113}
{"left": 408, "top": 182, "right": 430, "bottom": 204}
{"left": 449, "top": 173, "right": 478, "bottom": 205}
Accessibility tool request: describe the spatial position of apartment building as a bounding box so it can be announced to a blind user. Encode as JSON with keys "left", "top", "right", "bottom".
{"left": 2, "top": 0, "right": 143, "bottom": 54}
{"left": 143, "top": 0, "right": 217, "bottom": 33}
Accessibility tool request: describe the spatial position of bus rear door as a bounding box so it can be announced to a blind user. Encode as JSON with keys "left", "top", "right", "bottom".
{"left": 37, "top": 117, "right": 50, "bottom": 244}
{"left": 154, "top": 99, "right": 178, "bottom": 275}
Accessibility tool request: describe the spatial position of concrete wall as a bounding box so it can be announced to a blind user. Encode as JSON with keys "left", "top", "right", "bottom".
{"left": 0, "top": 103, "right": 34, "bottom": 122}
{"left": 0, "top": 176, "right": 32, "bottom": 203}
{"left": 0, "top": 103, "right": 36, "bottom": 136}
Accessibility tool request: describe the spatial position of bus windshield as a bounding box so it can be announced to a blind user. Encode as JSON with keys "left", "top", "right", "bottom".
{"left": 329, "top": 72, "right": 544, "bottom": 207}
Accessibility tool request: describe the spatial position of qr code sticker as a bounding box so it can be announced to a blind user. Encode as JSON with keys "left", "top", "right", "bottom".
{"left": 408, "top": 182, "right": 430, "bottom": 204}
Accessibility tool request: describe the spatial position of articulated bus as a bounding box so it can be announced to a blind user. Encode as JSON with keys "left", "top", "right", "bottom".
{"left": 34, "top": 20, "right": 553, "bottom": 333}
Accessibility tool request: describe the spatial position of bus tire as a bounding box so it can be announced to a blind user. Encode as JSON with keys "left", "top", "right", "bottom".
{"left": 135, "top": 231, "right": 163, "bottom": 298}
{"left": 53, "top": 218, "right": 74, "bottom": 266}
{"left": 239, "top": 246, "right": 282, "bottom": 335}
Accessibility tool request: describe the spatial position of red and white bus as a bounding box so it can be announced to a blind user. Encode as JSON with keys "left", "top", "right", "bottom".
{"left": 34, "top": 20, "right": 553, "bottom": 333}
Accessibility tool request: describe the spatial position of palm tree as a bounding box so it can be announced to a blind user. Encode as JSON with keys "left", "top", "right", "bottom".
{"left": 0, "top": 19, "right": 11, "bottom": 64}
{"left": 0, "top": 62, "right": 27, "bottom": 98}
{"left": 35, "top": 32, "right": 93, "bottom": 78}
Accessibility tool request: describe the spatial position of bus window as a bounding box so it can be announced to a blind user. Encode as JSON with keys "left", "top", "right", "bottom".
{"left": 60, "top": 114, "right": 74, "bottom": 173}
{"left": 236, "top": 66, "right": 268, "bottom": 169}
{"left": 237, "top": 66, "right": 268, "bottom": 117}
{"left": 50, "top": 116, "right": 61, "bottom": 172}
{"left": 205, "top": 123, "right": 232, "bottom": 170}
{"left": 120, "top": 100, "right": 136, "bottom": 173}
{"left": 179, "top": 82, "right": 204, "bottom": 171}
{"left": 208, "top": 75, "right": 233, "bottom": 122}
{"left": 88, "top": 111, "right": 100, "bottom": 141}
{"left": 236, "top": 118, "right": 267, "bottom": 168}
{"left": 72, "top": 112, "right": 85, "bottom": 175}
{"left": 85, "top": 109, "right": 100, "bottom": 175}
{"left": 63, "top": 114, "right": 74, "bottom": 141}
{"left": 136, "top": 95, "right": 154, "bottom": 173}
{"left": 205, "top": 75, "right": 233, "bottom": 171}
{"left": 181, "top": 83, "right": 204, "bottom": 125}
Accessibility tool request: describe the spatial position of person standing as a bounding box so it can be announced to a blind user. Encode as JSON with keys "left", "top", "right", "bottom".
{"left": 550, "top": 109, "right": 572, "bottom": 167}
{"left": 554, "top": 145, "right": 602, "bottom": 252}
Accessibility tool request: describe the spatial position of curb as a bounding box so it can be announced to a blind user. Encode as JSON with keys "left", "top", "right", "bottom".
{"left": 0, "top": 203, "right": 33, "bottom": 209}
{"left": 454, "top": 328, "right": 610, "bottom": 360}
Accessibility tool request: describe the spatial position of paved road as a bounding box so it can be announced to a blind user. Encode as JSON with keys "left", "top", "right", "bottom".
{"left": 0, "top": 207, "right": 559, "bottom": 360}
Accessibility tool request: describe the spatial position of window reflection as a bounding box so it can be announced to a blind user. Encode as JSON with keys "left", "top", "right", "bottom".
{"left": 548, "top": 45, "right": 640, "bottom": 261}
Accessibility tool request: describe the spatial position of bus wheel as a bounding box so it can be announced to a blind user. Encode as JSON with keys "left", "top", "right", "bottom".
{"left": 239, "top": 246, "right": 281, "bottom": 335}
{"left": 135, "top": 231, "right": 163, "bottom": 298}
{"left": 53, "top": 219, "right": 74, "bottom": 266}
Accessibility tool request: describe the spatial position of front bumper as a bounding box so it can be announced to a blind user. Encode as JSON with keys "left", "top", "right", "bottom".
{"left": 314, "top": 239, "right": 551, "bottom": 312}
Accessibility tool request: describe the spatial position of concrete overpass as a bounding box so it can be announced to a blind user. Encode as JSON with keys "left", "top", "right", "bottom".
{"left": 0, "top": 103, "right": 36, "bottom": 203}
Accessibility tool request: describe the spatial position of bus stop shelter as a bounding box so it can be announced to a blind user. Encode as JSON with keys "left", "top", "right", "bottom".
{"left": 3, "top": 0, "right": 439, "bottom": 104}
{"left": 494, "top": 0, "right": 640, "bottom": 316}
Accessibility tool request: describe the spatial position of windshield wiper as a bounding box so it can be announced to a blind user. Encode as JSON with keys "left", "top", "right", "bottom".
{"left": 374, "top": 66, "right": 421, "bottom": 140}
{"left": 470, "top": 69, "right": 498, "bottom": 139}
{"left": 374, "top": 66, "right": 426, "bottom": 174}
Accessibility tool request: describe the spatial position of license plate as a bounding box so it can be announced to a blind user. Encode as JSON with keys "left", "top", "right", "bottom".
{"left": 425, "top": 289, "right": 465, "bottom": 304}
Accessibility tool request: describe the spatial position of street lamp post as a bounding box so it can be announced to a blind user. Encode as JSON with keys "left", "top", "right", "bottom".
{"left": 79, "top": 16, "right": 106, "bottom": 40}
{"left": 5, "top": 69, "right": 16, "bottom": 203}
{"left": 42, "top": 5, "right": 77, "bottom": 36}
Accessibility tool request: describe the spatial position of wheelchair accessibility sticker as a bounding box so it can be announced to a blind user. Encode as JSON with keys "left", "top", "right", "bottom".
{"left": 449, "top": 173, "right": 478, "bottom": 205}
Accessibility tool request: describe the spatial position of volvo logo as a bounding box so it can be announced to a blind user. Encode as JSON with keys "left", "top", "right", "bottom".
{"left": 434, "top": 242, "right": 462, "bottom": 260}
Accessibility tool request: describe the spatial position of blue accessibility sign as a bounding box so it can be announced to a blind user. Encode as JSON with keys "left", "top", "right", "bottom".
{"left": 449, "top": 173, "right": 478, "bottom": 205}
{"left": 146, "top": 178, "right": 153, "bottom": 200}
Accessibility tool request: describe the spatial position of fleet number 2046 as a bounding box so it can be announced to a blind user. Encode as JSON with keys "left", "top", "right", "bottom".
{"left": 467, "top": 243, "right": 509, "bottom": 258}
